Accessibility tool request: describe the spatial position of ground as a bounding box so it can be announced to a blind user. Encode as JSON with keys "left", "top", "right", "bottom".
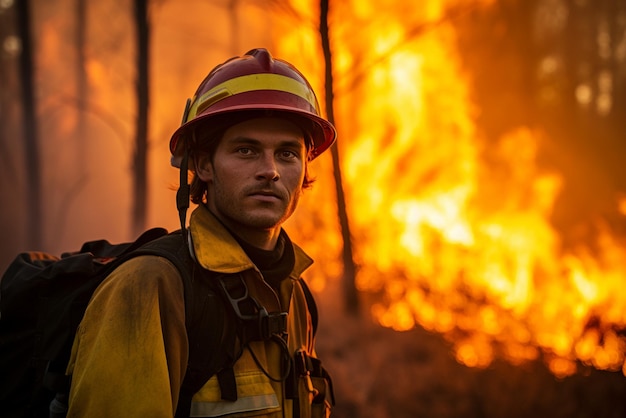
{"left": 314, "top": 284, "right": 626, "bottom": 418}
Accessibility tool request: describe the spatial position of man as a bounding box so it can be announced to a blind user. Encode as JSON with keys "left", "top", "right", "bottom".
{"left": 66, "top": 48, "right": 336, "bottom": 417}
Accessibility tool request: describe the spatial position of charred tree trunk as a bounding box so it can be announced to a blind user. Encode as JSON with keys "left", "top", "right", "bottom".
{"left": 16, "top": 0, "right": 42, "bottom": 248}
{"left": 0, "top": 6, "right": 15, "bottom": 174}
{"left": 133, "top": 0, "right": 150, "bottom": 235}
{"left": 319, "top": 0, "right": 359, "bottom": 314}
{"left": 75, "top": 0, "right": 87, "bottom": 172}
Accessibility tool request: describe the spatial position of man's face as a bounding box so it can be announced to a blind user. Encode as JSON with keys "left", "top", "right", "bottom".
{"left": 197, "top": 117, "right": 307, "bottom": 240}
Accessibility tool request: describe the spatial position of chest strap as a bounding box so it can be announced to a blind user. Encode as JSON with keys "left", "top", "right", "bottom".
{"left": 217, "top": 274, "right": 288, "bottom": 342}
{"left": 215, "top": 273, "right": 289, "bottom": 401}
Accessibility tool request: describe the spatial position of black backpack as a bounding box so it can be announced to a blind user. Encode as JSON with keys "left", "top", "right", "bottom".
{"left": 0, "top": 228, "right": 314, "bottom": 418}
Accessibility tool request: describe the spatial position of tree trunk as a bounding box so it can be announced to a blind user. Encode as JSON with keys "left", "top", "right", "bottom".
{"left": 16, "top": 0, "right": 42, "bottom": 248}
{"left": 319, "top": 0, "right": 359, "bottom": 314}
{"left": 75, "top": 0, "right": 87, "bottom": 172}
{"left": 133, "top": 0, "right": 150, "bottom": 236}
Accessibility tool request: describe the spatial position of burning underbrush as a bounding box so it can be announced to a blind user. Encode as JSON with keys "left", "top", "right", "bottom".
{"left": 314, "top": 281, "right": 626, "bottom": 418}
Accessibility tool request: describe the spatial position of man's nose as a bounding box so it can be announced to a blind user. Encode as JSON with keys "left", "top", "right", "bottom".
{"left": 255, "top": 153, "right": 280, "bottom": 181}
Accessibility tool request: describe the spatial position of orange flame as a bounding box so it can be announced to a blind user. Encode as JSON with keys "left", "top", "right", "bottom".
{"left": 279, "top": 0, "right": 626, "bottom": 378}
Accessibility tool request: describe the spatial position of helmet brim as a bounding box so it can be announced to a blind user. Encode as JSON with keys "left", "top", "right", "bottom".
{"left": 170, "top": 105, "right": 336, "bottom": 168}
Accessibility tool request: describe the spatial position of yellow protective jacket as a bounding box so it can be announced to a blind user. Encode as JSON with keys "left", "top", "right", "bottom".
{"left": 66, "top": 205, "right": 332, "bottom": 418}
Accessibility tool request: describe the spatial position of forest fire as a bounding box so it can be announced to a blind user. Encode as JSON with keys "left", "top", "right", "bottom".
{"left": 2, "top": 4, "right": 625, "bottom": 415}
{"left": 278, "top": 0, "right": 626, "bottom": 380}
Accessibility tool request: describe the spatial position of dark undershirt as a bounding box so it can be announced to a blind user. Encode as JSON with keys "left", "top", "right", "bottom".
{"left": 230, "top": 229, "right": 296, "bottom": 289}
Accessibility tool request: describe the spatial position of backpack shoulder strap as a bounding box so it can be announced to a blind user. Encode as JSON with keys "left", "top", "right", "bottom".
{"left": 135, "top": 232, "right": 237, "bottom": 418}
{"left": 298, "top": 278, "right": 318, "bottom": 336}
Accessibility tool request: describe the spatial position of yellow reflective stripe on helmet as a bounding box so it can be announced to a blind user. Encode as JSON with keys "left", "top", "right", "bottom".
{"left": 186, "top": 73, "right": 319, "bottom": 123}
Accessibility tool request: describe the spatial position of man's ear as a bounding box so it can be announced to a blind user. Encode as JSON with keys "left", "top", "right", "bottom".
{"left": 194, "top": 154, "right": 213, "bottom": 182}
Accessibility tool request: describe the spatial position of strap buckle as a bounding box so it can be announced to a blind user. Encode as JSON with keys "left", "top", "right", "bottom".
{"left": 259, "top": 310, "right": 288, "bottom": 339}
{"left": 294, "top": 349, "right": 313, "bottom": 376}
{"left": 218, "top": 274, "right": 287, "bottom": 341}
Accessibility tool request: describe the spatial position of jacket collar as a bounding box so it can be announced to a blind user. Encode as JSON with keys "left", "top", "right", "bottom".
{"left": 188, "top": 205, "right": 313, "bottom": 278}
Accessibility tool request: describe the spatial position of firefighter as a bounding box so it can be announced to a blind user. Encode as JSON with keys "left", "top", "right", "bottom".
{"left": 66, "top": 48, "right": 336, "bottom": 418}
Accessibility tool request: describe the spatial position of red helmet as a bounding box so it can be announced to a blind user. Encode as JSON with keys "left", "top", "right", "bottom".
{"left": 169, "top": 48, "right": 336, "bottom": 167}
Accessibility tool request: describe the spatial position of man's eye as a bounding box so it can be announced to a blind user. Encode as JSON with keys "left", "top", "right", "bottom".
{"left": 237, "top": 148, "right": 253, "bottom": 155}
{"left": 280, "top": 150, "right": 298, "bottom": 159}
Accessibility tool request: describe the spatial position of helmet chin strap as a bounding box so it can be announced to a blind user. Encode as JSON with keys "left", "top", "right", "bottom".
{"left": 176, "top": 98, "right": 193, "bottom": 241}
{"left": 176, "top": 146, "right": 190, "bottom": 240}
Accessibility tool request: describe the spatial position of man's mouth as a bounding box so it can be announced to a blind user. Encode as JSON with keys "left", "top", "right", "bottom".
{"left": 248, "top": 190, "right": 282, "bottom": 202}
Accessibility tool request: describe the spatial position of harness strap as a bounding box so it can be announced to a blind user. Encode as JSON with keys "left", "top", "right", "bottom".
{"left": 287, "top": 349, "right": 335, "bottom": 407}
{"left": 213, "top": 274, "right": 290, "bottom": 401}
{"left": 217, "top": 274, "right": 288, "bottom": 342}
{"left": 217, "top": 368, "right": 237, "bottom": 401}
{"left": 176, "top": 148, "right": 190, "bottom": 239}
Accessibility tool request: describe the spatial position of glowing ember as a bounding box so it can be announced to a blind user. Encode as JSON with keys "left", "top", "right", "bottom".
{"left": 277, "top": 0, "right": 626, "bottom": 378}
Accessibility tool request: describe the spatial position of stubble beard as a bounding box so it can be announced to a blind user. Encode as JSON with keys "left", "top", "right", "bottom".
{"left": 209, "top": 181, "right": 302, "bottom": 232}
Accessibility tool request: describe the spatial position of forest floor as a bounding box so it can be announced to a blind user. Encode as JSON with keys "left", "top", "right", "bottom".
{"left": 314, "top": 282, "right": 626, "bottom": 418}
